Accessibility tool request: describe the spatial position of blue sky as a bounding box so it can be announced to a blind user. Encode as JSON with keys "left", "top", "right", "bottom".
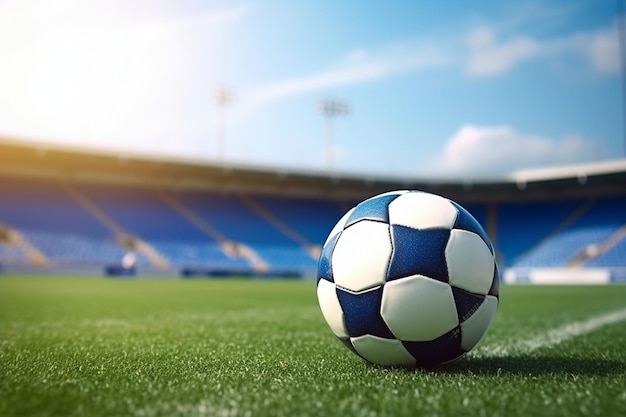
{"left": 0, "top": 0, "right": 623, "bottom": 177}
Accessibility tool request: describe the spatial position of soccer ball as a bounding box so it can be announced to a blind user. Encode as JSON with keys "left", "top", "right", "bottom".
{"left": 316, "top": 190, "right": 499, "bottom": 367}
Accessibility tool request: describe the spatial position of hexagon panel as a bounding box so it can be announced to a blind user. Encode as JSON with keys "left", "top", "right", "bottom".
{"left": 351, "top": 334, "right": 416, "bottom": 367}
{"left": 388, "top": 192, "right": 458, "bottom": 230}
{"left": 332, "top": 220, "right": 392, "bottom": 292}
{"left": 459, "top": 295, "right": 498, "bottom": 351}
{"left": 324, "top": 207, "right": 355, "bottom": 247}
{"left": 381, "top": 275, "right": 459, "bottom": 341}
{"left": 445, "top": 229, "right": 495, "bottom": 295}
{"left": 316, "top": 279, "right": 348, "bottom": 338}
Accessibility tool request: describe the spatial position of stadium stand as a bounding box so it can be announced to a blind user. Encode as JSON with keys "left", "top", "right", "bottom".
{"left": 584, "top": 236, "right": 626, "bottom": 267}
{"left": 172, "top": 190, "right": 318, "bottom": 274}
{"left": 0, "top": 138, "right": 624, "bottom": 280}
{"left": 496, "top": 199, "right": 586, "bottom": 267}
{"left": 0, "top": 177, "right": 107, "bottom": 236}
{"left": 249, "top": 194, "right": 345, "bottom": 244}
{"left": 510, "top": 196, "right": 626, "bottom": 268}
{"left": 73, "top": 183, "right": 252, "bottom": 273}
{"left": 0, "top": 177, "right": 129, "bottom": 268}
{"left": 0, "top": 242, "right": 29, "bottom": 265}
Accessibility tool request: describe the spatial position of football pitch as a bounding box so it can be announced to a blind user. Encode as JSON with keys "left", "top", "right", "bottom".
{"left": 1, "top": 277, "right": 625, "bottom": 417}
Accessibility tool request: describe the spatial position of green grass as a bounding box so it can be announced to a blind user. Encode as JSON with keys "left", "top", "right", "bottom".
{"left": 1, "top": 277, "right": 625, "bottom": 417}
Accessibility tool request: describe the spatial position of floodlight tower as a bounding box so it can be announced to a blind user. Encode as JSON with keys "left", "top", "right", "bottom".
{"left": 317, "top": 98, "right": 350, "bottom": 169}
{"left": 214, "top": 86, "right": 235, "bottom": 160}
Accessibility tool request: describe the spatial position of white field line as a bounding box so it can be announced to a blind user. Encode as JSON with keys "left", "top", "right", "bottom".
{"left": 475, "top": 306, "right": 626, "bottom": 358}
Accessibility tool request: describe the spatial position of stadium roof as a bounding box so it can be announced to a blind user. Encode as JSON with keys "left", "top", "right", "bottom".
{"left": 1, "top": 136, "right": 625, "bottom": 203}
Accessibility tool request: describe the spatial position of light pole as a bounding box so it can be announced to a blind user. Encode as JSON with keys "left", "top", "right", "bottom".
{"left": 317, "top": 98, "right": 350, "bottom": 169}
{"left": 214, "top": 86, "right": 235, "bottom": 160}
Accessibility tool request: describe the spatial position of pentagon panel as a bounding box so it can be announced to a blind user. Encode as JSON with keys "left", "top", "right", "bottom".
{"left": 351, "top": 334, "right": 416, "bottom": 367}
{"left": 336, "top": 285, "right": 395, "bottom": 339}
{"left": 332, "top": 220, "right": 391, "bottom": 292}
{"left": 317, "top": 279, "right": 348, "bottom": 338}
{"left": 450, "top": 201, "right": 494, "bottom": 253}
{"left": 317, "top": 231, "right": 341, "bottom": 283}
{"left": 381, "top": 275, "right": 458, "bottom": 341}
{"left": 402, "top": 326, "right": 465, "bottom": 368}
{"left": 388, "top": 192, "right": 458, "bottom": 230}
{"left": 460, "top": 295, "right": 498, "bottom": 351}
{"left": 387, "top": 225, "right": 450, "bottom": 282}
{"left": 451, "top": 286, "right": 485, "bottom": 323}
{"left": 445, "top": 229, "right": 495, "bottom": 295}
{"left": 489, "top": 264, "right": 501, "bottom": 297}
{"left": 345, "top": 193, "right": 401, "bottom": 228}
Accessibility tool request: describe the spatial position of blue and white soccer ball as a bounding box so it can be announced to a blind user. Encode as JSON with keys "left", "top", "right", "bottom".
{"left": 316, "top": 190, "right": 499, "bottom": 367}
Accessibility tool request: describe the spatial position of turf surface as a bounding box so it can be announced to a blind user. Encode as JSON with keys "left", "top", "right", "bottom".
{"left": 1, "top": 277, "right": 625, "bottom": 417}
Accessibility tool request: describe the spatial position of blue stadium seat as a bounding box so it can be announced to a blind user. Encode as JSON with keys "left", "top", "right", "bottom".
{"left": 0, "top": 178, "right": 132, "bottom": 266}
{"left": 253, "top": 245, "right": 317, "bottom": 272}
{"left": 74, "top": 184, "right": 252, "bottom": 270}
{"left": 250, "top": 194, "right": 346, "bottom": 244}
{"left": 1, "top": 174, "right": 624, "bottom": 275}
{"left": 175, "top": 191, "right": 318, "bottom": 272}
{"left": 0, "top": 243, "right": 30, "bottom": 264}
{"left": 176, "top": 191, "right": 294, "bottom": 245}
{"left": 20, "top": 230, "right": 135, "bottom": 265}
{"left": 511, "top": 197, "right": 626, "bottom": 267}
{"left": 497, "top": 200, "right": 583, "bottom": 267}
{"left": 0, "top": 177, "right": 111, "bottom": 237}
{"left": 584, "top": 237, "right": 626, "bottom": 267}
{"left": 149, "top": 240, "right": 249, "bottom": 269}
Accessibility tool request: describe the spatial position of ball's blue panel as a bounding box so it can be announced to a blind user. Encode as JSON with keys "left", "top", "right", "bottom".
{"left": 345, "top": 194, "right": 400, "bottom": 228}
{"left": 402, "top": 326, "right": 464, "bottom": 367}
{"left": 317, "top": 231, "right": 341, "bottom": 283}
{"left": 336, "top": 286, "right": 395, "bottom": 339}
{"left": 450, "top": 201, "right": 494, "bottom": 254}
{"left": 387, "top": 225, "right": 450, "bottom": 282}
{"left": 451, "top": 286, "right": 485, "bottom": 323}
{"left": 339, "top": 337, "right": 360, "bottom": 357}
{"left": 489, "top": 263, "right": 500, "bottom": 297}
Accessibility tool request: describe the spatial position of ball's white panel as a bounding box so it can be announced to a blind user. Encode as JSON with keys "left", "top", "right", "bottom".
{"left": 446, "top": 229, "right": 495, "bottom": 295}
{"left": 317, "top": 279, "right": 348, "bottom": 338}
{"left": 324, "top": 208, "right": 355, "bottom": 246}
{"left": 460, "top": 295, "right": 498, "bottom": 351}
{"left": 351, "top": 334, "right": 416, "bottom": 367}
{"left": 381, "top": 275, "right": 459, "bottom": 341}
{"left": 388, "top": 192, "right": 458, "bottom": 230}
{"left": 332, "top": 220, "right": 391, "bottom": 292}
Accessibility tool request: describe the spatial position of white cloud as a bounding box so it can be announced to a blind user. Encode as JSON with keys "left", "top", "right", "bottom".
{"left": 246, "top": 16, "right": 621, "bottom": 106}
{"left": 571, "top": 25, "right": 621, "bottom": 74}
{"left": 465, "top": 19, "right": 622, "bottom": 77}
{"left": 466, "top": 26, "right": 541, "bottom": 76}
{"left": 427, "top": 124, "right": 600, "bottom": 174}
{"left": 245, "top": 41, "right": 450, "bottom": 106}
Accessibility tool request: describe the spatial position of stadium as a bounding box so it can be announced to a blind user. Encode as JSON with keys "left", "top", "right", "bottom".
{"left": 2, "top": 1, "right": 626, "bottom": 416}
{"left": 1, "top": 137, "right": 626, "bottom": 417}
{"left": 1, "top": 137, "right": 625, "bottom": 282}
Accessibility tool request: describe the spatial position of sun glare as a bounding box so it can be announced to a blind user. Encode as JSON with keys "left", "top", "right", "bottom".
{"left": 0, "top": 1, "right": 181, "bottom": 143}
